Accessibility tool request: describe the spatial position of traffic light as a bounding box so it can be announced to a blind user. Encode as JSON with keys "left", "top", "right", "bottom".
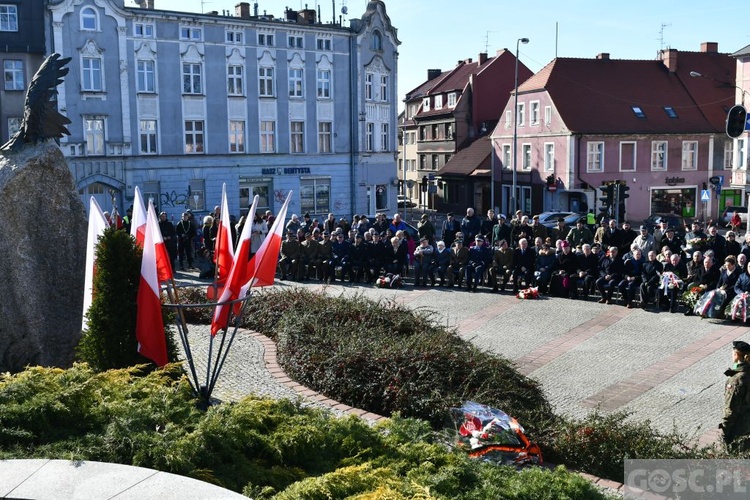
{"left": 726, "top": 105, "right": 747, "bottom": 139}
{"left": 598, "top": 184, "right": 614, "bottom": 217}
{"left": 421, "top": 175, "right": 428, "bottom": 192}
{"left": 617, "top": 183, "right": 629, "bottom": 221}
{"left": 618, "top": 183, "right": 630, "bottom": 202}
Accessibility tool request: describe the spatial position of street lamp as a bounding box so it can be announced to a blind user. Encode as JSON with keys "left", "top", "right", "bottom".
{"left": 511, "top": 37, "right": 529, "bottom": 216}
{"left": 689, "top": 71, "right": 748, "bottom": 105}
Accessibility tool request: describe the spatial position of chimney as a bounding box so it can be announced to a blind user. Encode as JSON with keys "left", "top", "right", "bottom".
{"left": 701, "top": 42, "right": 718, "bottom": 53}
{"left": 207, "top": 10, "right": 218, "bottom": 15}
{"left": 661, "top": 48, "right": 678, "bottom": 73}
{"left": 427, "top": 69, "right": 442, "bottom": 81}
{"left": 235, "top": 2, "right": 250, "bottom": 18}
{"left": 478, "top": 52, "right": 488, "bottom": 65}
{"left": 596, "top": 53, "right": 610, "bottom": 60}
{"left": 465, "top": 58, "right": 473, "bottom": 64}
{"left": 298, "top": 8, "right": 316, "bottom": 24}
{"left": 146, "top": 0, "right": 154, "bottom": 8}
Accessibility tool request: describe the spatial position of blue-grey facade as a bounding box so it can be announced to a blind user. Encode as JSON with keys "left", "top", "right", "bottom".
{"left": 46, "top": 0, "right": 399, "bottom": 222}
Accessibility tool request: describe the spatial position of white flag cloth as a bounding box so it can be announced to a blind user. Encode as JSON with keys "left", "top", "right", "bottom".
{"left": 131, "top": 185, "right": 148, "bottom": 246}
{"left": 82, "top": 196, "right": 110, "bottom": 331}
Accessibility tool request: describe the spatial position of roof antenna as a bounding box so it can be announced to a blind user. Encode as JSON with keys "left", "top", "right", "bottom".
{"left": 659, "top": 22, "right": 671, "bottom": 52}
{"left": 484, "top": 30, "right": 498, "bottom": 53}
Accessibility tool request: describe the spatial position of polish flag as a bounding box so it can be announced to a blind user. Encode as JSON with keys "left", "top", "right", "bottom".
{"left": 210, "top": 195, "right": 259, "bottom": 335}
{"left": 213, "top": 183, "right": 235, "bottom": 283}
{"left": 146, "top": 199, "right": 174, "bottom": 284}
{"left": 82, "top": 197, "right": 110, "bottom": 331}
{"left": 135, "top": 200, "right": 169, "bottom": 367}
{"left": 130, "top": 186, "right": 148, "bottom": 246}
{"left": 246, "top": 191, "right": 292, "bottom": 288}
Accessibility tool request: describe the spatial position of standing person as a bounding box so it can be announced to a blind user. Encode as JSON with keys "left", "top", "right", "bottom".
{"left": 250, "top": 213, "right": 268, "bottom": 258}
{"left": 389, "top": 213, "right": 408, "bottom": 234}
{"left": 480, "top": 209, "right": 497, "bottom": 241}
{"left": 158, "top": 211, "right": 178, "bottom": 270}
{"left": 492, "top": 214, "right": 512, "bottom": 246}
{"left": 175, "top": 211, "right": 197, "bottom": 270}
{"left": 441, "top": 212, "right": 461, "bottom": 248}
{"left": 720, "top": 341, "right": 750, "bottom": 452}
{"left": 460, "top": 208, "right": 481, "bottom": 242}
{"left": 417, "top": 213, "right": 436, "bottom": 244}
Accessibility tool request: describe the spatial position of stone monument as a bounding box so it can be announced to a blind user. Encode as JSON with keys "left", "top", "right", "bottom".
{"left": 0, "top": 54, "right": 87, "bottom": 372}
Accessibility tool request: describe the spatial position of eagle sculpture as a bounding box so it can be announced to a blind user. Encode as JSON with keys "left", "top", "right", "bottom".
{"left": 1, "top": 53, "right": 72, "bottom": 152}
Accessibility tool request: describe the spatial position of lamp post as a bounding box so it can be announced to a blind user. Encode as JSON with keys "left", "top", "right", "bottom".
{"left": 511, "top": 37, "right": 529, "bottom": 216}
{"left": 689, "top": 71, "right": 748, "bottom": 105}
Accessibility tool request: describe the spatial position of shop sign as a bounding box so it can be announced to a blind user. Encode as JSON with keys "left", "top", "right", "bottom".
{"left": 261, "top": 167, "right": 312, "bottom": 175}
{"left": 665, "top": 176, "right": 685, "bottom": 186}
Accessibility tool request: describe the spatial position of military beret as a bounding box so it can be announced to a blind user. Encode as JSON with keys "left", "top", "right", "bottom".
{"left": 733, "top": 341, "right": 750, "bottom": 354}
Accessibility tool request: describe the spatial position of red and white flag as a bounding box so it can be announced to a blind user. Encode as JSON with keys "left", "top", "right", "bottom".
{"left": 211, "top": 195, "right": 259, "bottom": 335}
{"left": 82, "top": 197, "right": 110, "bottom": 331}
{"left": 213, "top": 183, "right": 235, "bottom": 283}
{"left": 146, "top": 199, "right": 174, "bottom": 284}
{"left": 246, "top": 191, "right": 292, "bottom": 289}
{"left": 130, "top": 186, "right": 148, "bottom": 246}
{"left": 135, "top": 200, "right": 169, "bottom": 367}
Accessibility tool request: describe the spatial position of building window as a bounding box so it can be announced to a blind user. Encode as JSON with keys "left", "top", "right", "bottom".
{"left": 371, "top": 30, "right": 383, "bottom": 51}
{"left": 258, "top": 33, "right": 274, "bottom": 46}
{"left": 419, "top": 126, "right": 425, "bottom": 141}
{"left": 182, "top": 63, "right": 202, "bottom": 94}
{"left": 316, "top": 38, "right": 331, "bottom": 50}
{"left": 259, "top": 66, "right": 274, "bottom": 97}
{"left": 632, "top": 106, "right": 646, "bottom": 119}
{"left": 134, "top": 23, "right": 154, "bottom": 37}
{"left": 724, "top": 140, "right": 734, "bottom": 170}
{"left": 530, "top": 101, "right": 540, "bottom": 125}
{"left": 184, "top": 120, "right": 204, "bottom": 153}
{"left": 587, "top": 142, "right": 604, "bottom": 171}
{"left": 317, "top": 69, "right": 331, "bottom": 98}
{"left": 139, "top": 119, "right": 157, "bottom": 154}
{"left": 318, "top": 122, "right": 332, "bottom": 153}
{"left": 229, "top": 120, "right": 245, "bottom": 153}
{"left": 663, "top": 106, "right": 678, "bottom": 119}
{"left": 544, "top": 106, "right": 552, "bottom": 125}
{"left": 431, "top": 124, "right": 438, "bottom": 140}
{"left": 434, "top": 94, "right": 442, "bottom": 109}
{"left": 651, "top": 141, "right": 667, "bottom": 171}
{"left": 419, "top": 155, "right": 426, "bottom": 170}
{"left": 432, "top": 154, "right": 439, "bottom": 170}
{"left": 288, "top": 35, "right": 303, "bottom": 48}
{"left": 381, "top": 123, "right": 389, "bottom": 151}
{"left": 422, "top": 96, "right": 430, "bottom": 112}
{"left": 505, "top": 110, "right": 511, "bottom": 129}
{"left": 366, "top": 122, "right": 374, "bottom": 151}
{"left": 619, "top": 141, "right": 636, "bottom": 172}
{"left": 227, "top": 64, "right": 243, "bottom": 96}
{"left": 522, "top": 144, "right": 532, "bottom": 170}
{"left": 410, "top": 159, "right": 417, "bottom": 171}
{"left": 288, "top": 68, "right": 304, "bottom": 98}
{"left": 290, "top": 120, "right": 304, "bottom": 153}
{"left": 136, "top": 60, "right": 155, "bottom": 93}
{"left": 544, "top": 143, "right": 554, "bottom": 171}
{"left": 81, "top": 7, "right": 98, "bottom": 31}
{"left": 187, "top": 179, "right": 205, "bottom": 211}
{"left": 84, "top": 118, "right": 105, "bottom": 155}
{"left": 739, "top": 139, "right": 747, "bottom": 170}
{"left": 7, "top": 116, "right": 21, "bottom": 140}
{"left": 82, "top": 57, "right": 103, "bottom": 92}
{"left": 517, "top": 102, "right": 525, "bottom": 126}
{"left": 180, "top": 27, "right": 202, "bottom": 40}
{"left": 226, "top": 30, "right": 243, "bottom": 44}
{"left": 0, "top": 5, "right": 18, "bottom": 31}
{"left": 3, "top": 60, "right": 23, "bottom": 90}
{"left": 502, "top": 144, "right": 511, "bottom": 169}
{"left": 365, "top": 73, "right": 373, "bottom": 101}
{"left": 398, "top": 159, "right": 403, "bottom": 172}
{"left": 682, "top": 141, "right": 698, "bottom": 170}
{"left": 380, "top": 75, "right": 389, "bottom": 102}
{"left": 142, "top": 181, "right": 160, "bottom": 212}
{"left": 447, "top": 92, "right": 456, "bottom": 107}
{"left": 260, "top": 120, "right": 275, "bottom": 153}
{"left": 300, "top": 178, "right": 330, "bottom": 214}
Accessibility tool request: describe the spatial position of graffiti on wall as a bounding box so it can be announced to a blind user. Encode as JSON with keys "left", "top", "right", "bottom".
{"left": 160, "top": 190, "right": 189, "bottom": 207}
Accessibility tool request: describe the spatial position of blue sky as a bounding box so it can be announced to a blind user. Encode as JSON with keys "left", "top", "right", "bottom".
{"left": 145, "top": 0, "right": 750, "bottom": 106}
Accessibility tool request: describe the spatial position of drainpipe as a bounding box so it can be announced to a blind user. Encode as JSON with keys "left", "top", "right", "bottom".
{"left": 349, "top": 34, "right": 357, "bottom": 218}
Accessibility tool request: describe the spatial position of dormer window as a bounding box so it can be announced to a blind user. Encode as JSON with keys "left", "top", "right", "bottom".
{"left": 422, "top": 97, "right": 430, "bottom": 112}
{"left": 663, "top": 106, "right": 678, "bottom": 118}
{"left": 434, "top": 95, "right": 443, "bottom": 109}
{"left": 81, "top": 7, "right": 98, "bottom": 31}
{"left": 632, "top": 106, "right": 646, "bottom": 119}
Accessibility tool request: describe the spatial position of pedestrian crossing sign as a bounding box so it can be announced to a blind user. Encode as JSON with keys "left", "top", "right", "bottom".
{"left": 701, "top": 190, "right": 710, "bottom": 202}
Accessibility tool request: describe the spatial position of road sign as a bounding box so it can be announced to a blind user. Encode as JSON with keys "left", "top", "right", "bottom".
{"left": 701, "top": 190, "right": 710, "bottom": 202}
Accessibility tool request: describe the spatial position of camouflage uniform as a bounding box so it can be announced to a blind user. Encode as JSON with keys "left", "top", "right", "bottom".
{"left": 722, "top": 362, "right": 750, "bottom": 451}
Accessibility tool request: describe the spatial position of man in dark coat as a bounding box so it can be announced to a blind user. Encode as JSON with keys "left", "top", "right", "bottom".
{"left": 159, "top": 211, "right": 178, "bottom": 270}
{"left": 721, "top": 341, "right": 750, "bottom": 451}
{"left": 460, "top": 208, "right": 481, "bottom": 242}
{"left": 601, "top": 219, "right": 622, "bottom": 251}
{"left": 465, "top": 235, "right": 492, "bottom": 291}
{"left": 441, "top": 212, "right": 461, "bottom": 248}
{"left": 639, "top": 250, "right": 664, "bottom": 309}
{"left": 596, "top": 246, "right": 624, "bottom": 304}
{"left": 511, "top": 237, "right": 536, "bottom": 293}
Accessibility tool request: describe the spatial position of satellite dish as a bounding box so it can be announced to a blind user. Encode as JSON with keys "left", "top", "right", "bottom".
{"left": 341, "top": 6, "right": 348, "bottom": 14}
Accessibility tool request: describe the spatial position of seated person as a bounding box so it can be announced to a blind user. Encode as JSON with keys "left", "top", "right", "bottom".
{"left": 618, "top": 248, "right": 645, "bottom": 308}
{"left": 574, "top": 243, "right": 600, "bottom": 298}
{"left": 433, "top": 240, "right": 451, "bottom": 286}
{"left": 550, "top": 240, "right": 578, "bottom": 297}
{"left": 639, "top": 250, "right": 664, "bottom": 309}
{"left": 465, "top": 235, "right": 493, "bottom": 291}
{"left": 596, "top": 246, "right": 624, "bottom": 304}
{"left": 447, "top": 239, "right": 469, "bottom": 288}
{"left": 413, "top": 237, "right": 435, "bottom": 287}
{"left": 534, "top": 243, "right": 557, "bottom": 293}
{"left": 489, "top": 239, "right": 514, "bottom": 292}
{"left": 662, "top": 253, "right": 687, "bottom": 313}
{"left": 511, "top": 238, "right": 536, "bottom": 293}
{"left": 279, "top": 231, "right": 301, "bottom": 280}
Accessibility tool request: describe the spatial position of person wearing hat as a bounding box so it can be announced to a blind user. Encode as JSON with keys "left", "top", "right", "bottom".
{"left": 566, "top": 218, "right": 593, "bottom": 248}
{"left": 441, "top": 212, "right": 460, "bottom": 248}
{"left": 683, "top": 220, "right": 707, "bottom": 255}
{"left": 465, "top": 235, "right": 492, "bottom": 291}
{"left": 550, "top": 217, "right": 569, "bottom": 243}
{"left": 489, "top": 238, "right": 513, "bottom": 292}
{"left": 660, "top": 226, "right": 683, "bottom": 256}
{"left": 720, "top": 340, "right": 750, "bottom": 451}
{"left": 447, "top": 238, "right": 469, "bottom": 288}
{"left": 413, "top": 236, "right": 435, "bottom": 287}
{"left": 492, "top": 214, "right": 511, "bottom": 247}
{"left": 631, "top": 225, "right": 656, "bottom": 255}
{"left": 299, "top": 231, "right": 320, "bottom": 280}
{"left": 417, "top": 213, "right": 436, "bottom": 245}
{"left": 300, "top": 212, "right": 312, "bottom": 232}
{"left": 725, "top": 230, "right": 741, "bottom": 258}
{"left": 530, "top": 215, "right": 548, "bottom": 242}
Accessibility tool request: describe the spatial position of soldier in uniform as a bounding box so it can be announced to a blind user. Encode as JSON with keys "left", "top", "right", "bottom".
{"left": 721, "top": 340, "right": 750, "bottom": 451}
{"left": 279, "top": 231, "right": 301, "bottom": 280}
{"left": 299, "top": 231, "right": 320, "bottom": 280}
{"left": 318, "top": 231, "right": 334, "bottom": 283}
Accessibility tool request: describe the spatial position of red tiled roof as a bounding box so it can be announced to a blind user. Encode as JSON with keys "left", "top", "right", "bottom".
{"left": 437, "top": 137, "right": 491, "bottom": 176}
{"left": 404, "top": 71, "right": 450, "bottom": 101}
{"left": 518, "top": 52, "right": 735, "bottom": 134}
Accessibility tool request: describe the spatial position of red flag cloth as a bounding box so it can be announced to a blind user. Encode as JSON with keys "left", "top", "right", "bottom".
{"left": 211, "top": 195, "right": 259, "bottom": 335}
{"left": 136, "top": 200, "right": 168, "bottom": 366}
{"left": 246, "top": 191, "right": 292, "bottom": 289}
{"left": 213, "top": 183, "right": 235, "bottom": 284}
{"left": 82, "top": 196, "right": 110, "bottom": 331}
{"left": 145, "top": 199, "right": 174, "bottom": 283}
{"left": 131, "top": 185, "right": 148, "bottom": 247}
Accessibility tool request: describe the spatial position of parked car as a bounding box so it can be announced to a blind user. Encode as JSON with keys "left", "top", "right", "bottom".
{"left": 541, "top": 212, "right": 586, "bottom": 230}
{"left": 642, "top": 213, "right": 687, "bottom": 239}
{"left": 720, "top": 206, "right": 749, "bottom": 229}
{"left": 397, "top": 195, "right": 417, "bottom": 208}
{"left": 538, "top": 211, "right": 574, "bottom": 229}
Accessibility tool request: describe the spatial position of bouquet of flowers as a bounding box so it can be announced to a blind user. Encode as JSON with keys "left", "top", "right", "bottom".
{"left": 727, "top": 292, "right": 750, "bottom": 322}
{"left": 376, "top": 273, "right": 403, "bottom": 289}
{"left": 693, "top": 289, "right": 726, "bottom": 318}
{"left": 686, "top": 237, "right": 707, "bottom": 250}
{"left": 659, "top": 272, "right": 683, "bottom": 295}
{"left": 682, "top": 286, "right": 703, "bottom": 309}
{"left": 517, "top": 287, "right": 539, "bottom": 299}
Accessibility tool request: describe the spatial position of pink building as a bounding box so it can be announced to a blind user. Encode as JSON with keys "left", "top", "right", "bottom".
{"left": 491, "top": 42, "right": 737, "bottom": 223}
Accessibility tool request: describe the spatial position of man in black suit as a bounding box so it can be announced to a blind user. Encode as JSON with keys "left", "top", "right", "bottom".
{"left": 512, "top": 237, "right": 536, "bottom": 293}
